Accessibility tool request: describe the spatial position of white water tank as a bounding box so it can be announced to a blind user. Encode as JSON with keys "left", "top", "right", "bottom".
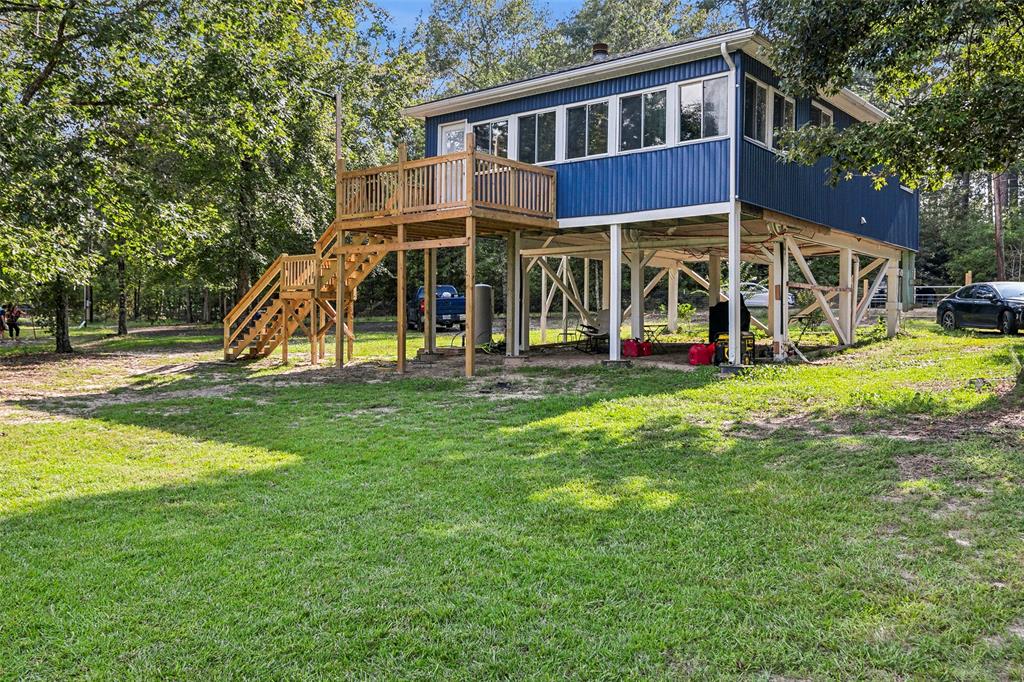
{"left": 473, "top": 283, "right": 493, "bottom": 347}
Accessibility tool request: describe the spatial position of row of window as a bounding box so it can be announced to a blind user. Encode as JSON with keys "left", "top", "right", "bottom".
{"left": 465, "top": 74, "right": 834, "bottom": 164}
{"left": 743, "top": 76, "right": 832, "bottom": 149}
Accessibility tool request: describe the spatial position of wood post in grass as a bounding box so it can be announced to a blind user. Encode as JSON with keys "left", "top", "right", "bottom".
{"left": 397, "top": 223, "right": 406, "bottom": 373}
{"left": 465, "top": 216, "right": 476, "bottom": 376}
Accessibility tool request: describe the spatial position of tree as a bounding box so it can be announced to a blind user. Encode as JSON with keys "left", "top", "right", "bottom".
{"left": 557, "top": 0, "right": 734, "bottom": 63}
{"left": 417, "top": 0, "right": 558, "bottom": 97}
{"left": 761, "top": 0, "right": 1023, "bottom": 188}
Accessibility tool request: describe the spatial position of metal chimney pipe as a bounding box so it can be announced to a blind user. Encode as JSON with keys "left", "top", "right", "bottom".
{"left": 592, "top": 43, "right": 609, "bottom": 62}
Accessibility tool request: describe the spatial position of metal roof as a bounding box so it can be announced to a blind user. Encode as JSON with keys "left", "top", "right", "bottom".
{"left": 403, "top": 29, "right": 887, "bottom": 124}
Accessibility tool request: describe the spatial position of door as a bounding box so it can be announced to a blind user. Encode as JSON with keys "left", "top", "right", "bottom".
{"left": 437, "top": 122, "right": 467, "bottom": 205}
{"left": 971, "top": 284, "right": 1000, "bottom": 327}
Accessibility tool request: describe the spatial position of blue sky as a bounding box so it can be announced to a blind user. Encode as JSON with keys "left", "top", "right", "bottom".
{"left": 381, "top": 0, "right": 583, "bottom": 34}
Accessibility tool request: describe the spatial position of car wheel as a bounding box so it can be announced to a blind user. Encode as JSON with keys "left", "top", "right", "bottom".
{"left": 999, "top": 311, "right": 1018, "bottom": 335}
{"left": 940, "top": 309, "right": 958, "bottom": 331}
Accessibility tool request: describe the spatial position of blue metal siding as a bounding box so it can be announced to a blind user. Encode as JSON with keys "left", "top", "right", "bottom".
{"left": 554, "top": 141, "right": 729, "bottom": 218}
{"left": 425, "top": 55, "right": 728, "bottom": 157}
{"left": 736, "top": 53, "right": 919, "bottom": 249}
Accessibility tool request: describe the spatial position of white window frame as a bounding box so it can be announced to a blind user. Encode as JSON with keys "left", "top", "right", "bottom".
{"left": 810, "top": 101, "right": 833, "bottom": 129}
{"left": 770, "top": 90, "right": 796, "bottom": 151}
{"left": 675, "top": 74, "right": 730, "bottom": 148}
{"left": 564, "top": 97, "right": 613, "bottom": 161}
{"left": 516, "top": 109, "right": 559, "bottom": 165}
{"left": 617, "top": 85, "right": 670, "bottom": 155}
{"left": 437, "top": 119, "right": 469, "bottom": 156}
{"left": 470, "top": 116, "right": 512, "bottom": 158}
{"left": 458, "top": 71, "right": 734, "bottom": 166}
{"left": 743, "top": 76, "right": 803, "bottom": 154}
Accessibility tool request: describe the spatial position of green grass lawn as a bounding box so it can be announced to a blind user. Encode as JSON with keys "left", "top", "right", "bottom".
{"left": 2, "top": 321, "right": 1024, "bottom": 679}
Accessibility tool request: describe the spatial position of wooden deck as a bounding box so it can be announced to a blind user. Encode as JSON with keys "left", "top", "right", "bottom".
{"left": 224, "top": 141, "right": 558, "bottom": 372}
{"left": 334, "top": 147, "right": 558, "bottom": 237}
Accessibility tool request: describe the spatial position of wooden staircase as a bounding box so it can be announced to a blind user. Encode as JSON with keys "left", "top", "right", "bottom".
{"left": 223, "top": 228, "right": 395, "bottom": 361}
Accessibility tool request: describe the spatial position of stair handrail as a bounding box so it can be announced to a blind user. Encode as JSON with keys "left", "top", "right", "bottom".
{"left": 224, "top": 255, "right": 285, "bottom": 325}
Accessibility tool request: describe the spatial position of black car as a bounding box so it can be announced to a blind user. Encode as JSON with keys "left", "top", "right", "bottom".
{"left": 937, "top": 282, "right": 1024, "bottom": 334}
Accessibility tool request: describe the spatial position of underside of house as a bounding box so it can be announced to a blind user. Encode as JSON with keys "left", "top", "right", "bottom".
{"left": 223, "top": 28, "right": 919, "bottom": 376}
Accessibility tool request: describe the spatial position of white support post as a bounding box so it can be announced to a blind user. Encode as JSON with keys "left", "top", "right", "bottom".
{"left": 521, "top": 252, "right": 531, "bottom": 352}
{"left": 838, "top": 247, "right": 853, "bottom": 346}
{"left": 708, "top": 257, "right": 721, "bottom": 307}
{"left": 727, "top": 202, "right": 742, "bottom": 365}
{"left": 772, "top": 240, "right": 789, "bottom": 361}
{"left": 766, "top": 258, "right": 776, "bottom": 338}
{"left": 512, "top": 231, "right": 522, "bottom": 356}
{"left": 851, "top": 255, "right": 860, "bottom": 344}
{"left": 505, "top": 235, "right": 515, "bottom": 356}
{"left": 667, "top": 264, "right": 679, "bottom": 332}
{"left": 609, "top": 224, "right": 623, "bottom": 361}
{"left": 630, "top": 239, "right": 643, "bottom": 339}
{"left": 886, "top": 257, "right": 900, "bottom": 337}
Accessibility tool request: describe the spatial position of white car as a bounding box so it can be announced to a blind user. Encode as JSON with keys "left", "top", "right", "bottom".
{"left": 740, "top": 281, "right": 795, "bottom": 308}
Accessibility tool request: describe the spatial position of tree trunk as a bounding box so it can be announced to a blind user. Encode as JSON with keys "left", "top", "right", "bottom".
{"left": 235, "top": 156, "right": 257, "bottom": 300}
{"left": 117, "top": 256, "right": 128, "bottom": 335}
{"left": 202, "top": 289, "right": 211, "bottom": 323}
{"left": 133, "top": 284, "right": 140, "bottom": 320}
{"left": 87, "top": 284, "right": 94, "bottom": 323}
{"left": 1009, "top": 171, "right": 1019, "bottom": 208}
{"left": 184, "top": 288, "right": 193, "bottom": 323}
{"left": 993, "top": 172, "right": 1008, "bottom": 280}
{"left": 54, "top": 276, "right": 73, "bottom": 353}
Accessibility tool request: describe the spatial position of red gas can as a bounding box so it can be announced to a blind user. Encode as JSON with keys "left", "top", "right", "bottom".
{"left": 688, "top": 343, "right": 715, "bottom": 365}
{"left": 639, "top": 341, "right": 653, "bottom": 356}
{"left": 622, "top": 338, "right": 641, "bottom": 357}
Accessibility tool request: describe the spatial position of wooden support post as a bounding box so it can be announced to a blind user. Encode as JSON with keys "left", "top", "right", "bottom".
{"left": 347, "top": 294, "right": 355, "bottom": 360}
{"left": 708, "top": 257, "right": 721, "bottom": 307}
{"left": 609, "top": 224, "right": 623, "bottom": 361}
{"left": 310, "top": 295, "right": 319, "bottom": 365}
{"left": 838, "top": 247, "right": 853, "bottom": 345}
{"left": 583, "top": 257, "right": 590, "bottom": 312}
{"left": 396, "top": 224, "right": 406, "bottom": 373}
{"left": 465, "top": 216, "right": 476, "bottom": 376}
{"left": 965, "top": 271, "right": 973, "bottom": 285}
{"left": 667, "top": 264, "right": 679, "bottom": 332}
{"left": 540, "top": 260, "right": 548, "bottom": 342}
{"left": 336, "top": 232, "right": 346, "bottom": 368}
{"left": 425, "top": 248, "right": 436, "bottom": 353}
{"left": 318, "top": 304, "right": 326, "bottom": 360}
{"left": 630, "top": 239, "right": 643, "bottom": 338}
{"left": 886, "top": 257, "right": 900, "bottom": 337}
{"left": 281, "top": 300, "right": 290, "bottom": 365}
{"left": 561, "top": 256, "right": 569, "bottom": 341}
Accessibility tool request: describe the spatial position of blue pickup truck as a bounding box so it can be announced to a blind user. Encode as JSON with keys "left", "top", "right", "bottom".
{"left": 407, "top": 285, "right": 466, "bottom": 331}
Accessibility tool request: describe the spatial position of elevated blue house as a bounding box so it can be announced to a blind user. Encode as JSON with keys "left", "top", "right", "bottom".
{"left": 225, "top": 29, "right": 919, "bottom": 373}
{"left": 403, "top": 28, "right": 918, "bottom": 367}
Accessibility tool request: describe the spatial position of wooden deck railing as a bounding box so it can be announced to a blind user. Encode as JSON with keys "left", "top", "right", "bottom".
{"left": 337, "top": 149, "right": 556, "bottom": 221}
{"left": 281, "top": 254, "right": 320, "bottom": 292}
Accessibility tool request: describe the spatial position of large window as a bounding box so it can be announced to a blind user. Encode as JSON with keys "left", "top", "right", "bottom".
{"left": 566, "top": 101, "right": 608, "bottom": 159}
{"left": 771, "top": 92, "right": 795, "bottom": 149}
{"left": 809, "top": 103, "right": 833, "bottom": 128}
{"left": 743, "top": 77, "right": 768, "bottom": 144}
{"left": 620, "top": 90, "right": 666, "bottom": 151}
{"left": 679, "top": 76, "right": 728, "bottom": 142}
{"left": 517, "top": 111, "right": 556, "bottom": 164}
{"left": 473, "top": 120, "right": 508, "bottom": 157}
